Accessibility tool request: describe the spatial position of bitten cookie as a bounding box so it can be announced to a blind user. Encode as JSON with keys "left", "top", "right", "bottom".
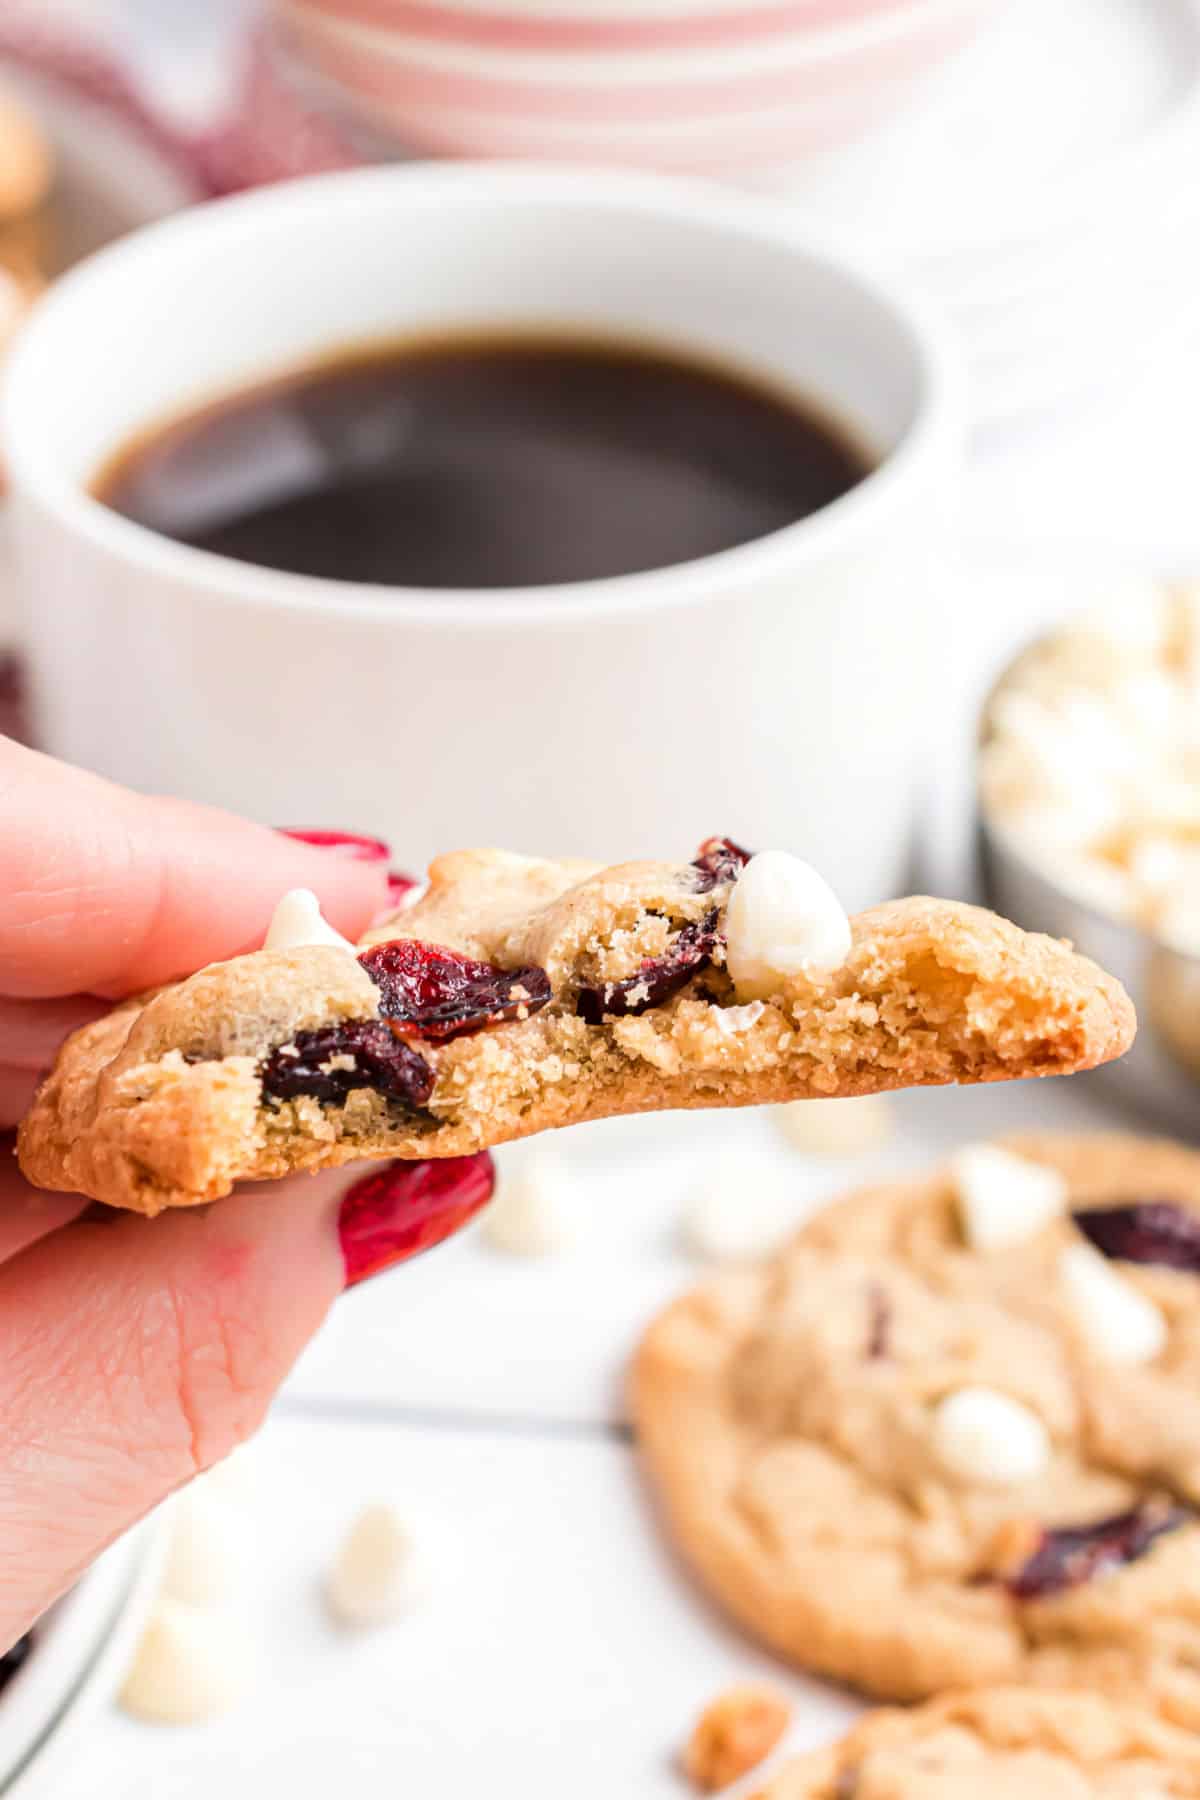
{"left": 754, "top": 1687, "right": 1200, "bottom": 1797}
{"left": 19, "top": 840, "right": 1133, "bottom": 1214}
{"left": 633, "top": 1133, "right": 1200, "bottom": 1727}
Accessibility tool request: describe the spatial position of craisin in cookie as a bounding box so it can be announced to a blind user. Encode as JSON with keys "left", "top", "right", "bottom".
{"left": 19, "top": 840, "right": 1133, "bottom": 1214}
{"left": 755, "top": 1687, "right": 1200, "bottom": 1798}
{"left": 633, "top": 1133, "right": 1200, "bottom": 1727}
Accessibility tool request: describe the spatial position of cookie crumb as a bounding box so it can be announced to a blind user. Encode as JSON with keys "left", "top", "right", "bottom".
{"left": 683, "top": 1683, "right": 792, "bottom": 1792}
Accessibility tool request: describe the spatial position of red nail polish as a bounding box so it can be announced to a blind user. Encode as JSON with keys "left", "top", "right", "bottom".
{"left": 385, "top": 870, "right": 420, "bottom": 908}
{"left": 338, "top": 1154, "right": 495, "bottom": 1286}
{"left": 278, "top": 828, "right": 391, "bottom": 863}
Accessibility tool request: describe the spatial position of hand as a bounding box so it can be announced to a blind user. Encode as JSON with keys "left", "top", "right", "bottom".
{"left": 0, "top": 739, "right": 490, "bottom": 1647}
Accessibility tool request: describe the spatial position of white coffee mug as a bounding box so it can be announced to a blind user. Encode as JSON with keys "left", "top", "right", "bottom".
{"left": 3, "top": 164, "right": 960, "bottom": 905}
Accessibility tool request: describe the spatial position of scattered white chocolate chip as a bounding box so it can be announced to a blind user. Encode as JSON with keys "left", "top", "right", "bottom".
{"left": 119, "top": 1599, "right": 255, "bottom": 1725}
{"left": 263, "top": 888, "right": 355, "bottom": 954}
{"left": 950, "top": 1144, "right": 1067, "bottom": 1251}
{"left": 723, "top": 852, "right": 852, "bottom": 1003}
{"left": 680, "top": 1152, "right": 798, "bottom": 1262}
{"left": 774, "top": 1094, "right": 895, "bottom": 1155}
{"left": 481, "top": 1150, "right": 575, "bottom": 1256}
{"left": 159, "top": 1492, "right": 247, "bottom": 1610}
{"left": 1059, "top": 1243, "right": 1168, "bottom": 1365}
{"left": 932, "top": 1386, "right": 1051, "bottom": 1487}
{"left": 326, "top": 1503, "right": 421, "bottom": 1628}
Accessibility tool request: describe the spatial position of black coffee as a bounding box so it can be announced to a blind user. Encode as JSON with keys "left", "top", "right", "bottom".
{"left": 94, "top": 335, "right": 872, "bottom": 589}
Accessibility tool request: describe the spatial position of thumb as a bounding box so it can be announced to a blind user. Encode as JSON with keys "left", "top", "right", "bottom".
{"left": 0, "top": 1166, "right": 345, "bottom": 1636}
{"left": 0, "top": 1149, "right": 494, "bottom": 1643}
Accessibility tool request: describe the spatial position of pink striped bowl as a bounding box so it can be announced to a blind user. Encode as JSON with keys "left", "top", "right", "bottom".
{"left": 270, "top": 0, "right": 993, "bottom": 172}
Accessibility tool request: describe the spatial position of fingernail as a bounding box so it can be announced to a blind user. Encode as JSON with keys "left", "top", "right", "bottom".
{"left": 385, "top": 870, "right": 420, "bottom": 908}
{"left": 278, "top": 828, "right": 391, "bottom": 863}
{"left": 338, "top": 1154, "right": 495, "bottom": 1286}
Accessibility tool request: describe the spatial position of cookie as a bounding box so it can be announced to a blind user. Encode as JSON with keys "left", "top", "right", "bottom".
{"left": 755, "top": 1687, "right": 1200, "bottom": 1797}
{"left": 632, "top": 1133, "right": 1200, "bottom": 1726}
{"left": 18, "top": 841, "right": 1133, "bottom": 1214}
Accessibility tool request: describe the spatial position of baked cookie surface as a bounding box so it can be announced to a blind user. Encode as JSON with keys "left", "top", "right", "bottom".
{"left": 633, "top": 1133, "right": 1200, "bottom": 1725}
{"left": 18, "top": 841, "right": 1134, "bottom": 1213}
{"left": 756, "top": 1687, "right": 1200, "bottom": 1797}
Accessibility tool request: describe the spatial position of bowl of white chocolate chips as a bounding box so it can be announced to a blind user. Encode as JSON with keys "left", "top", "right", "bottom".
{"left": 980, "top": 578, "right": 1200, "bottom": 1134}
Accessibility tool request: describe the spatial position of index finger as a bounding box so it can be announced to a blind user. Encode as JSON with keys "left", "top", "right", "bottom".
{"left": 0, "top": 738, "right": 391, "bottom": 998}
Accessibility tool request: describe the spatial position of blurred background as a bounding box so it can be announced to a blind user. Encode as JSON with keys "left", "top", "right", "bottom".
{"left": 2, "top": 0, "right": 1199, "bottom": 1794}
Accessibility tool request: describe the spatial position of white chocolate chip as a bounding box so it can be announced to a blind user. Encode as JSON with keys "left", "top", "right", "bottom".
{"left": 159, "top": 1492, "right": 247, "bottom": 1609}
{"left": 263, "top": 888, "right": 355, "bottom": 954}
{"left": 709, "top": 1000, "right": 766, "bottom": 1038}
{"left": 1059, "top": 1243, "right": 1168, "bottom": 1365}
{"left": 951, "top": 1144, "right": 1066, "bottom": 1251}
{"left": 680, "top": 1152, "right": 798, "bottom": 1262}
{"left": 932, "top": 1386, "right": 1051, "bottom": 1487}
{"left": 326, "top": 1503, "right": 422, "bottom": 1628}
{"left": 775, "top": 1095, "right": 895, "bottom": 1155}
{"left": 481, "top": 1150, "right": 574, "bottom": 1256}
{"left": 119, "top": 1599, "right": 255, "bottom": 1724}
{"left": 723, "top": 852, "right": 852, "bottom": 1003}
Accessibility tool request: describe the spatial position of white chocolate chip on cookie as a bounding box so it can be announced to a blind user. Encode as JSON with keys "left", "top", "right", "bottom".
{"left": 1059, "top": 1243, "right": 1167, "bottom": 1365}
{"left": 326, "top": 1503, "right": 422, "bottom": 1628}
{"left": 723, "top": 852, "right": 851, "bottom": 1002}
{"left": 951, "top": 1144, "right": 1066, "bottom": 1251}
{"left": 932, "top": 1386, "right": 1051, "bottom": 1487}
{"left": 263, "top": 888, "right": 355, "bottom": 954}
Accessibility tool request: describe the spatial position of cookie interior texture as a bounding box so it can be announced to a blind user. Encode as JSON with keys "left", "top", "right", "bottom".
{"left": 633, "top": 1133, "right": 1200, "bottom": 1731}
{"left": 18, "top": 847, "right": 1134, "bottom": 1213}
{"left": 755, "top": 1687, "right": 1200, "bottom": 1797}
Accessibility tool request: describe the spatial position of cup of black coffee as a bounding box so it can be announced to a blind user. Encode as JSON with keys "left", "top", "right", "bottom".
{"left": 3, "top": 165, "right": 960, "bottom": 898}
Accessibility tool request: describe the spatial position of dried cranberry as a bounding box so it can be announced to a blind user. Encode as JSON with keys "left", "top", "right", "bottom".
{"left": 692, "top": 836, "right": 753, "bottom": 891}
{"left": 277, "top": 828, "right": 391, "bottom": 862}
{"left": 0, "top": 1634, "right": 31, "bottom": 1694}
{"left": 1007, "top": 1501, "right": 1189, "bottom": 1600}
{"left": 339, "top": 1153, "right": 496, "bottom": 1283}
{"left": 360, "top": 940, "right": 551, "bottom": 1041}
{"left": 260, "top": 1020, "right": 433, "bottom": 1112}
{"left": 1072, "top": 1202, "right": 1200, "bottom": 1273}
{"left": 576, "top": 908, "right": 719, "bottom": 1024}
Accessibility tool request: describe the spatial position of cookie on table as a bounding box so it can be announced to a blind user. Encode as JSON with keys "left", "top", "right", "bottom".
{"left": 18, "top": 840, "right": 1134, "bottom": 1214}
{"left": 633, "top": 1133, "right": 1200, "bottom": 1728}
{"left": 755, "top": 1687, "right": 1200, "bottom": 1797}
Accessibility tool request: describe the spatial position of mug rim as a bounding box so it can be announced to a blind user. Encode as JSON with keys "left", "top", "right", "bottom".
{"left": 2, "top": 161, "right": 962, "bottom": 628}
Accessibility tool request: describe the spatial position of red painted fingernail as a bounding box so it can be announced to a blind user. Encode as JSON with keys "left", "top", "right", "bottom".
{"left": 338, "top": 1154, "right": 495, "bottom": 1286}
{"left": 385, "top": 870, "right": 420, "bottom": 908}
{"left": 278, "top": 828, "right": 391, "bottom": 863}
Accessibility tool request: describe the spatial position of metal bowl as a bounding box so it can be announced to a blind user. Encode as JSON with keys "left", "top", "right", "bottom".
{"left": 979, "top": 663, "right": 1200, "bottom": 1142}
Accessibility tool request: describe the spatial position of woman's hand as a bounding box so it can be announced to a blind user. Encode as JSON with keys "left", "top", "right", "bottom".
{"left": 0, "top": 739, "right": 486, "bottom": 1647}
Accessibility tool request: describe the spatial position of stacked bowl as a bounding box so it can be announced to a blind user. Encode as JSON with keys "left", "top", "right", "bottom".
{"left": 268, "top": 0, "right": 994, "bottom": 173}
